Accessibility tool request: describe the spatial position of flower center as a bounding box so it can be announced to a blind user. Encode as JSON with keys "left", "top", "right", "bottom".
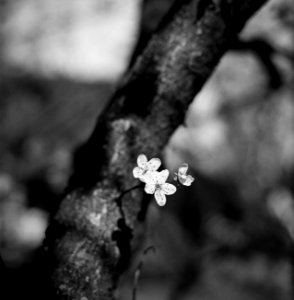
{"left": 155, "top": 184, "right": 161, "bottom": 190}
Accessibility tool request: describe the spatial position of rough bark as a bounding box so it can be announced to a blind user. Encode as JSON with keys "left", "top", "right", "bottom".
{"left": 44, "top": 0, "right": 268, "bottom": 299}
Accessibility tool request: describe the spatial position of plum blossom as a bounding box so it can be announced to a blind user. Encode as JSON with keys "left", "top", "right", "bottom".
{"left": 133, "top": 154, "right": 196, "bottom": 206}
{"left": 144, "top": 169, "right": 176, "bottom": 206}
{"left": 133, "top": 154, "right": 161, "bottom": 182}
{"left": 174, "top": 163, "right": 195, "bottom": 186}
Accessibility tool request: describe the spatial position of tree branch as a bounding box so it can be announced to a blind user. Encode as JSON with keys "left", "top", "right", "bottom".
{"left": 44, "top": 0, "right": 269, "bottom": 299}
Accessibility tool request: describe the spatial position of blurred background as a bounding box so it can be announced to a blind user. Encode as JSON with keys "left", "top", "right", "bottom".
{"left": 0, "top": 0, "right": 294, "bottom": 299}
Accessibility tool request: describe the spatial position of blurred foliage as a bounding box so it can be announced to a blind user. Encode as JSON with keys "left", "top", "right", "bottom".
{"left": 0, "top": 0, "right": 294, "bottom": 300}
{"left": 0, "top": 0, "right": 139, "bottom": 80}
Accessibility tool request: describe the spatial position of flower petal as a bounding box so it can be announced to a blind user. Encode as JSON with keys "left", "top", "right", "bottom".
{"left": 138, "top": 174, "right": 148, "bottom": 183}
{"left": 144, "top": 183, "right": 156, "bottom": 194}
{"left": 178, "top": 175, "right": 187, "bottom": 185}
{"left": 155, "top": 190, "right": 166, "bottom": 206}
{"left": 178, "top": 163, "right": 188, "bottom": 176}
{"left": 161, "top": 183, "right": 177, "bottom": 195}
{"left": 182, "top": 175, "right": 195, "bottom": 186}
{"left": 133, "top": 167, "right": 143, "bottom": 178}
{"left": 143, "top": 171, "right": 157, "bottom": 184}
{"left": 173, "top": 173, "right": 178, "bottom": 181}
{"left": 156, "top": 169, "right": 169, "bottom": 184}
{"left": 137, "top": 154, "right": 147, "bottom": 168}
{"left": 147, "top": 158, "right": 161, "bottom": 171}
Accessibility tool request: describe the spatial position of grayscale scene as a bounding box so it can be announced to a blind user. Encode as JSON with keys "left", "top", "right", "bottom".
{"left": 0, "top": 0, "right": 294, "bottom": 299}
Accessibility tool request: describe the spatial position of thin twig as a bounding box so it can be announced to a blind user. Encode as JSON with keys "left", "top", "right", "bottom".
{"left": 115, "top": 184, "right": 143, "bottom": 218}
{"left": 132, "top": 246, "right": 156, "bottom": 300}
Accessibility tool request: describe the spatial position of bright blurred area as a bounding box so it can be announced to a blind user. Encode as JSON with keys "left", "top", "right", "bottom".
{"left": 1, "top": 0, "right": 140, "bottom": 80}
{"left": 0, "top": 0, "right": 141, "bottom": 270}
{"left": 1, "top": 0, "right": 294, "bottom": 299}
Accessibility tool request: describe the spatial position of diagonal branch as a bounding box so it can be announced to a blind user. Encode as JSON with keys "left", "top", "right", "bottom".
{"left": 44, "top": 0, "right": 269, "bottom": 299}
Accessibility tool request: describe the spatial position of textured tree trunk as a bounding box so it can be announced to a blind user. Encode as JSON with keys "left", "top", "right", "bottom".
{"left": 44, "top": 0, "right": 268, "bottom": 299}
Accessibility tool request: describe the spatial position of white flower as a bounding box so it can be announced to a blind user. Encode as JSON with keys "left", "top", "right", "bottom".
{"left": 174, "top": 163, "right": 195, "bottom": 186}
{"left": 133, "top": 154, "right": 161, "bottom": 182}
{"left": 144, "top": 169, "right": 176, "bottom": 206}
